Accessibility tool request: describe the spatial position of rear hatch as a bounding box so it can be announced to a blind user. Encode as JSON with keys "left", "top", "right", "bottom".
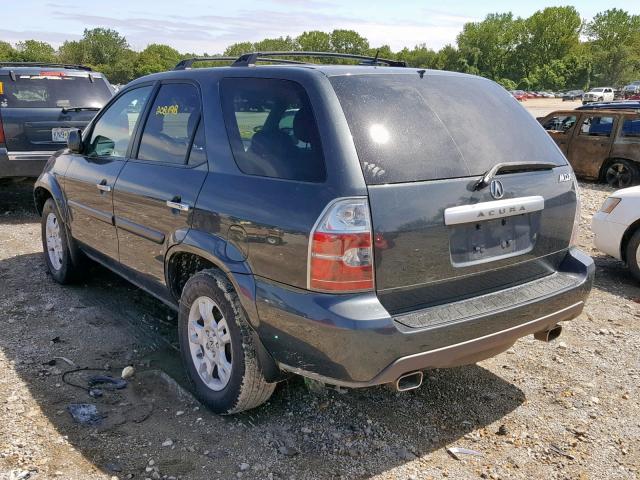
{"left": 0, "top": 70, "right": 112, "bottom": 151}
{"left": 330, "top": 72, "right": 576, "bottom": 314}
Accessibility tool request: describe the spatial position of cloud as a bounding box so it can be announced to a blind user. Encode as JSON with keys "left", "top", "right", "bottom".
{"left": 6, "top": 3, "right": 477, "bottom": 54}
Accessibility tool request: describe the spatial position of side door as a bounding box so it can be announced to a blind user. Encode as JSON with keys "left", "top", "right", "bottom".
{"left": 567, "top": 113, "right": 616, "bottom": 179}
{"left": 112, "top": 82, "right": 208, "bottom": 287}
{"left": 63, "top": 85, "right": 153, "bottom": 260}
{"left": 540, "top": 112, "right": 577, "bottom": 156}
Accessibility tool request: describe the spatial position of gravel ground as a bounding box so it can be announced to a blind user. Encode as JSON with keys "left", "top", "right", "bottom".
{"left": 1, "top": 111, "right": 639, "bottom": 479}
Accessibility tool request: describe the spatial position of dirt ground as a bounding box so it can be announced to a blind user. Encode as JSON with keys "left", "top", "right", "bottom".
{"left": 1, "top": 98, "right": 639, "bottom": 480}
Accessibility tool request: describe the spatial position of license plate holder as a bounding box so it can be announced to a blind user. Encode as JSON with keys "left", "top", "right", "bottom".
{"left": 448, "top": 213, "right": 540, "bottom": 266}
{"left": 52, "top": 127, "right": 71, "bottom": 143}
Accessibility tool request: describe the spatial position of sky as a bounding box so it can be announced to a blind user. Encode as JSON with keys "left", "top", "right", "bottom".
{"left": 1, "top": 1, "right": 629, "bottom": 54}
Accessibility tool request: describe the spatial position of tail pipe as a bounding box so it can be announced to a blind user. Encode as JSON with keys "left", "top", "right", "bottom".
{"left": 534, "top": 324, "right": 562, "bottom": 342}
{"left": 395, "top": 371, "right": 423, "bottom": 392}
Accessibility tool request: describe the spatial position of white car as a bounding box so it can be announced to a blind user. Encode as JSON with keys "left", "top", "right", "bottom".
{"left": 591, "top": 186, "right": 640, "bottom": 281}
{"left": 582, "top": 87, "right": 615, "bottom": 104}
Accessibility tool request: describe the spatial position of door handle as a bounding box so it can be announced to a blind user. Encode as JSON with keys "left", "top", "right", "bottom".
{"left": 166, "top": 200, "right": 190, "bottom": 212}
{"left": 96, "top": 182, "right": 112, "bottom": 192}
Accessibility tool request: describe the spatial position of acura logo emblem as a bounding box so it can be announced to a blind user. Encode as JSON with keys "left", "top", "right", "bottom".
{"left": 490, "top": 180, "right": 504, "bottom": 199}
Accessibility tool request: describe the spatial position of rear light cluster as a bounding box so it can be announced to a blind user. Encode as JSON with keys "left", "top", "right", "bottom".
{"left": 0, "top": 114, "right": 5, "bottom": 145}
{"left": 308, "top": 198, "right": 374, "bottom": 292}
{"left": 570, "top": 176, "right": 582, "bottom": 247}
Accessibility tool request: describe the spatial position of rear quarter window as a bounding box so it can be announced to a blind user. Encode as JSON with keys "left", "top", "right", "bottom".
{"left": 330, "top": 73, "right": 567, "bottom": 185}
{"left": 220, "top": 78, "right": 326, "bottom": 183}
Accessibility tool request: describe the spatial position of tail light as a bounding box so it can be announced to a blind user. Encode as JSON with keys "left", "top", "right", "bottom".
{"left": 0, "top": 114, "right": 5, "bottom": 145}
{"left": 308, "top": 197, "right": 374, "bottom": 292}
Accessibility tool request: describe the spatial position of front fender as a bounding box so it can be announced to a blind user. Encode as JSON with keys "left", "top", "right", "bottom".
{"left": 33, "top": 171, "right": 68, "bottom": 221}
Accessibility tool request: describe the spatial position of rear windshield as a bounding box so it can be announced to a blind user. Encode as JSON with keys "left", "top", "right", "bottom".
{"left": 330, "top": 73, "right": 566, "bottom": 184}
{"left": 0, "top": 73, "right": 112, "bottom": 109}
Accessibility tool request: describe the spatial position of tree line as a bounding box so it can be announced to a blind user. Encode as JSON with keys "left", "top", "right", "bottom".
{"left": 1, "top": 7, "right": 638, "bottom": 90}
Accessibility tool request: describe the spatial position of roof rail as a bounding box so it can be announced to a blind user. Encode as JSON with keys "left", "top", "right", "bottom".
{"left": 0, "top": 62, "right": 93, "bottom": 71}
{"left": 232, "top": 51, "right": 407, "bottom": 68}
{"left": 174, "top": 51, "right": 407, "bottom": 70}
{"left": 174, "top": 56, "right": 307, "bottom": 70}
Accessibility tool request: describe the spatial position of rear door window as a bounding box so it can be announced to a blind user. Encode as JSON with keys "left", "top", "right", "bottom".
{"left": 220, "top": 78, "right": 326, "bottom": 182}
{"left": 85, "top": 86, "right": 152, "bottom": 158}
{"left": 137, "top": 83, "right": 201, "bottom": 165}
{"left": 579, "top": 116, "right": 614, "bottom": 137}
{"left": 0, "top": 72, "right": 112, "bottom": 109}
{"left": 330, "top": 73, "right": 566, "bottom": 185}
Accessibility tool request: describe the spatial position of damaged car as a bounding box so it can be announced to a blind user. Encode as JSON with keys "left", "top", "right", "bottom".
{"left": 34, "top": 52, "right": 594, "bottom": 414}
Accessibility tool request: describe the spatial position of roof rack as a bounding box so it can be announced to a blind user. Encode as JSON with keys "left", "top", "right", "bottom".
{"left": 174, "top": 56, "right": 306, "bottom": 70}
{"left": 0, "top": 62, "right": 93, "bottom": 71}
{"left": 174, "top": 51, "right": 407, "bottom": 70}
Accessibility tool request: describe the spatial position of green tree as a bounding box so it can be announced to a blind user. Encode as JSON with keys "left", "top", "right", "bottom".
{"left": 297, "top": 31, "right": 331, "bottom": 52}
{"left": 58, "top": 40, "right": 88, "bottom": 65}
{"left": 585, "top": 9, "right": 640, "bottom": 85}
{"left": 397, "top": 44, "right": 439, "bottom": 68}
{"left": 0, "top": 41, "right": 14, "bottom": 61}
{"left": 13, "top": 40, "right": 56, "bottom": 62}
{"left": 224, "top": 42, "right": 253, "bottom": 57}
{"left": 330, "top": 29, "right": 369, "bottom": 54}
{"left": 81, "top": 28, "right": 129, "bottom": 66}
{"left": 457, "top": 13, "right": 522, "bottom": 80}
{"left": 134, "top": 44, "right": 181, "bottom": 77}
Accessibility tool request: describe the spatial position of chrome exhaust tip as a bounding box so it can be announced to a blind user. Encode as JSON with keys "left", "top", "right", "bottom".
{"left": 534, "top": 324, "right": 562, "bottom": 342}
{"left": 395, "top": 371, "right": 424, "bottom": 392}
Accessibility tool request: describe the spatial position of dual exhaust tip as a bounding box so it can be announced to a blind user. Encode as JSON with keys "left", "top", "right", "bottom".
{"left": 393, "top": 324, "right": 563, "bottom": 392}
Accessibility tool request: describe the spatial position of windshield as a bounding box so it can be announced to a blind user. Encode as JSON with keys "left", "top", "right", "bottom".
{"left": 330, "top": 73, "right": 566, "bottom": 185}
{"left": 591, "top": 88, "right": 605, "bottom": 93}
{"left": 0, "top": 73, "right": 112, "bottom": 109}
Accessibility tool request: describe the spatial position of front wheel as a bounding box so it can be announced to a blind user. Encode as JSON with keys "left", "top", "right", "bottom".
{"left": 604, "top": 160, "right": 638, "bottom": 188}
{"left": 40, "top": 198, "right": 83, "bottom": 283}
{"left": 178, "top": 269, "right": 276, "bottom": 414}
{"left": 626, "top": 230, "right": 640, "bottom": 282}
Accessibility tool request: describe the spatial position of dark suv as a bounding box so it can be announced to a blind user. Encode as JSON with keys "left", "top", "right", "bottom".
{"left": 0, "top": 63, "right": 113, "bottom": 179}
{"left": 33, "top": 52, "right": 594, "bottom": 414}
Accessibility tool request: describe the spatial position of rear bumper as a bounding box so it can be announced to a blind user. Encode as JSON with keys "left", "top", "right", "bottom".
{"left": 253, "top": 248, "right": 594, "bottom": 387}
{"left": 0, "top": 148, "right": 54, "bottom": 178}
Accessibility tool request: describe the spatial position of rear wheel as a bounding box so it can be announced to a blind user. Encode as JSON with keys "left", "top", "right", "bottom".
{"left": 40, "top": 198, "right": 83, "bottom": 284}
{"left": 626, "top": 229, "right": 640, "bottom": 282}
{"left": 178, "top": 269, "right": 276, "bottom": 414}
{"left": 604, "top": 160, "right": 638, "bottom": 188}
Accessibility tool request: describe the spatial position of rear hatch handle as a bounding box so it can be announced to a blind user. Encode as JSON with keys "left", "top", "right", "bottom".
{"left": 473, "top": 161, "right": 557, "bottom": 190}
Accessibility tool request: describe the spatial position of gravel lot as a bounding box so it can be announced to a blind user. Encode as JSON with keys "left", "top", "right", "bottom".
{"left": 0, "top": 98, "right": 638, "bottom": 480}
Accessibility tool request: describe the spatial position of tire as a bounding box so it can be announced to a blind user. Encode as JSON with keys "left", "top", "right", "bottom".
{"left": 178, "top": 269, "right": 276, "bottom": 414}
{"left": 41, "top": 198, "right": 83, "bottom": 284}
{"left": 626, "top": 229, "right": 640, "bottom": 282}
{"left": 604, "top": 159, "right": 639, "bottom": 188}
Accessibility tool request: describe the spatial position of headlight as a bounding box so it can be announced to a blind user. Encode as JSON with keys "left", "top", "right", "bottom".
{"left": 599, "top": 197, "right": 621, "bottom": 214}
{"left": 570, "top": 178, "right": 581, "bottom": 247}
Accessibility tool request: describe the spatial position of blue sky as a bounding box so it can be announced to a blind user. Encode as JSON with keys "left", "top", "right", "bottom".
{"left": 1, "top": 1, "right": 629, "bottom": 54}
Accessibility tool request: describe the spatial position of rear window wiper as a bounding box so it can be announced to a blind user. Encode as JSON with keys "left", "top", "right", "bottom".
{"left": 61, "top": 106, "right": 101, "bottom": 113}
{"left": 473, "top": 161, "right": 557, "bottom": 190}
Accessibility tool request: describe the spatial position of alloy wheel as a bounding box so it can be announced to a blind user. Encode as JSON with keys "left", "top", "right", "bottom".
{"left": 605, "top": 163, "right": 633, "bottom": 188}
{"left": 187, "top": 296, "right": 233, "bottom": 391}
{"left": 45, "top": 212, "right": 64, "bottom": 270}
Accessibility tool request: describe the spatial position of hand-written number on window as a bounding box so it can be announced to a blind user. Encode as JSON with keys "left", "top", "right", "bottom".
{"left": 156, "top": 104, "right": 179, "bottom": 116}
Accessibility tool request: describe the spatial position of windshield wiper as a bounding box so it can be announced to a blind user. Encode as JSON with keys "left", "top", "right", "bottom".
{"left": 61, "top": 106, "right": 101, "bottom": 113}
{"left": 473, "top": 161, "right": 557, "bottom": 190}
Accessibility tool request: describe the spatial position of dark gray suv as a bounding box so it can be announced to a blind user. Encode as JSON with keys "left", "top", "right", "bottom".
{"left": 33, "top": 52, "right": 594, "bottom": 414}
{"left": 0, "top": 63, "right": 113, "bottom": 179}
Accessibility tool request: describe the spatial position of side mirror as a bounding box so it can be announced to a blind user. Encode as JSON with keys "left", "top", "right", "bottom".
{"left": 67, "top": 129, "right": 83, "bottom": 154}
